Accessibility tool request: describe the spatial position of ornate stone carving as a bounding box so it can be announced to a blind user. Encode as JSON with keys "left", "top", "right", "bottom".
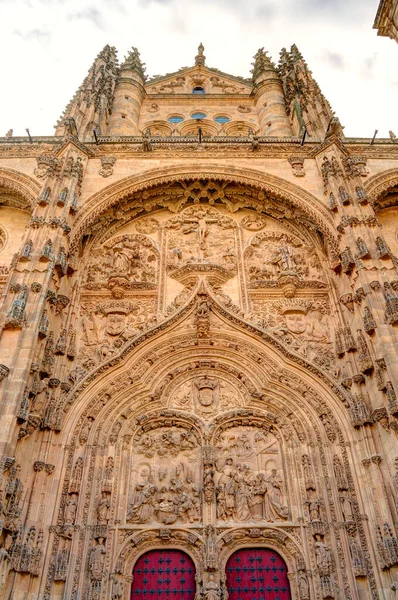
{"left": 89, "top": 537, "right": 106, "bottom": 579}
{"left": 245, "top": 231, "right": 325, "bottom": 288}
{"left": 78, "top": 298, "right": 155, "bottom": 370}
{"left": 214, "top": 425, "right": 288, "bottom": 523}
{"left": 128, "top": 426, "right": 201, "bottom": 525}
{"left": 288, "top": 156, "right": 305, "bottom": 177}
{"left": 64, "top": 493, "right": 78, "bottom": 524}
{"left": 99, "top": 156, "right": 116, "bottom": 178}
{"left": 166, "top": 206, "right": 237, "bottom": 284}
{"left": 4, "top": 285, "right": 28, "bottom": 329}
{"left": 241, "top": 214, "right": 266, "bottom": 231}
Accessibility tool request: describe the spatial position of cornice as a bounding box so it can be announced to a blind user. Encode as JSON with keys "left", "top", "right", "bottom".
{"left": 144, "top": 93, "right": 252, "bottom": 100}
{"left": 0, "top": 136, "right": 396, "bottom": 161}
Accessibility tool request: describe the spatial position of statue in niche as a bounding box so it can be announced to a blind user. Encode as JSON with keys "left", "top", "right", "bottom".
{"left": 340, "top": 494, "right": 354, "bottom": 522}
{"left": 215, "top": 427, "right": 288, "bottom": 523}
{"left": 64, "top": 494, "right": 78, "bottom": 524}
{"left": 298, "top": 572, "right": 310, "bottom": 600}
{"left": 204, "top": 575, "right": 221, "bottom": 600}
{"left": 89, "top": 538, "right": 106, "bottom": 579}
{"left": 70, "top": 458, "right": 83, "bottom": 493}
{"left": 111, "top": 575, "right": 124, "bottom": 600}
{"left": 315, "top": 535, "right": 332, "bottom": 572}
{"left": 96, "top": 492, "right": 111, "bottom": 524}
{"left": 128, "top": 427, "right": 201, "bottom": 525}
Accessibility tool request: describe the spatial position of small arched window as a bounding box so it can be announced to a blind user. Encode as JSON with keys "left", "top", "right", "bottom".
{"left": 191, "top": 112, "right": 206, "bottom": 120}
{"left": 167, "top": 116, "right": 184, "bottom": 123}
{"left": 214, "top": 116, "right": 231, "bottom": 124}
{"left": 192, "top": 86, "right": 205, "bottom": 94}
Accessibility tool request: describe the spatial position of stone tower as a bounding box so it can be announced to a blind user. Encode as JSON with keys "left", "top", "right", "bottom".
{"left": 0, "top": 43, "right": 397, "bottom": 600}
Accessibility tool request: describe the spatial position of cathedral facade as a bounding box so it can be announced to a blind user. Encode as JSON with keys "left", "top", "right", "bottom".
{"left": 0, "top": 43, "right": 397, "bottom": 600}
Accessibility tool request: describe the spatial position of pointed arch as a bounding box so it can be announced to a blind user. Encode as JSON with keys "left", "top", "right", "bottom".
{"left": 0, "top": 166, "right": 40, "bottom": 210}
{"left": 60, "top": 284, "right": 351, "bottom": 443}
{"left": 364, "top": 167, "right": 398, "bottom": 210}
{"left": 71, "top": 164, "right": 339, "bottom": 259}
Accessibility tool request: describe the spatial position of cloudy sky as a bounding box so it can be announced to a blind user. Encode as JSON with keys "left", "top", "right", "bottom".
{"left": 0, "top": 0, "right": 397, "bottom": 138}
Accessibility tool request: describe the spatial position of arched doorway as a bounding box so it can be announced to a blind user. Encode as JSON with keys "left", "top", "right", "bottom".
{"left": 226, "top": 548, "right": 291, "bottom": 600}
{"left": 131, "top": 550, "right": 196, "bottom": 600}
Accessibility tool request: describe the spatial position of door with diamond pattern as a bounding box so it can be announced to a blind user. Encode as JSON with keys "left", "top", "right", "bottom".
{"left": 225, "top": 548, "right": 291, "bottom": 600}
{"left": 131, "top": 550, "right": 196, "bottom": 600}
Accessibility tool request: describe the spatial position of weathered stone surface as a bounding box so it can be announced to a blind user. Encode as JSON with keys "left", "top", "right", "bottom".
{"left": 0, "top": 43, "right": 397, "bottom": 600}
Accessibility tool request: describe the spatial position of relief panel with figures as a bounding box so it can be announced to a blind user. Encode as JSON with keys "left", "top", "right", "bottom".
{"left": 128, "top": 426, "right": 201, "bottom": 525}
{"left": 244, "top": 231, "right": 326, "bottom": 288}
{"left": 249, "top": 299, "right": 336, "bottom": 375}
{"left": 214, "top": 426, "right": 288, "bottom": 524}
{"left": 83, "top": 233, "right": 160, "bottom": 291}
{"left": 165, "top": 206, "right": 237, "bottom": 284}
{"left": 77, "top": 298, "right": 156, "bottom": 370}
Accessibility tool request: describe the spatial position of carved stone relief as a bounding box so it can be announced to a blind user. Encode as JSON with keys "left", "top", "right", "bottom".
{"left": 214, "top": 426, "right": 288, "bottom": 523}
{"left": 165, "top": 206, "right": 237, "bottom": 284}
{"left": 249, "top": 298, "right": 336, "bottom": 374}
{"left": 128, "top": 426, "right": 201, "bottom": 525}
{"left": 77, "top": 299, "right": 156, "bottom": 370}
{"left": 167, "top": 373, "right": 245, "bottom": 417}
{"left": 83, "top": 233, "right": 159, "bottom": 291}
{"left": 245, "top": 230, "right": 326, "bottom": 288}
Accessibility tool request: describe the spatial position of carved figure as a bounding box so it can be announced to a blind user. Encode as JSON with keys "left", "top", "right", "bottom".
{"left": 315, "top": 535, "right": 332, "bottom": 572}
{"left": 70, "top": 458, "right": 83, "bottom": 493}
{"left": 127, "top": 477, "right": 157, "bottom": 523}
{"left": 204, "top": 575, "right": 221, "bottom": 600}
{"left": 340, "top": 494, "right": 354, "bottom": 522}
{"left": 5, "top": 285, "right": 28, "bottom": 329}
{"left": 112, "top": 575, "right": 124, "bottom": 600}
{"left": 166, "top": 206, "right": 236, "bottom": 275}
{"left": 89, "top": 538, "right": 106, "bottom": 579}
{"left": 54, "top": 545, "right": 69, "bottom": 581}
{"left": 333, "top": 455, "right": 348, "bottom": 490}
{"left": 298, "top": 572, "right": 310, "bottom": 599}
{"left": 96, "top": 492, "right": 110, "bottom": 524}
{"left": 263, "top": 469, "right": 288, "bottom": 522}
{"left": 64, "top": 494, "right": 78, "bottom": 524}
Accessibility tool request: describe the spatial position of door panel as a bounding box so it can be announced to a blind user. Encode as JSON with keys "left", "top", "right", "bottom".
{"left": 226, "top": 548, "right": 291, "bottom": 600}
{"left": 132, "top": 550, "right": 196, "bottom": 600}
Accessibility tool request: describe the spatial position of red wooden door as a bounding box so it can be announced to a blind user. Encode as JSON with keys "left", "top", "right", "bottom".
{"left": 131, "top": 550, "right": 196, "bottom": 600}
{"left": 226, "top": 548, "right": 291, "bottom": 600}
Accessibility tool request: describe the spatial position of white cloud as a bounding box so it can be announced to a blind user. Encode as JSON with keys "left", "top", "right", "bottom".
{"left": 0, "top": 0, "right": 397, "bottom": 137}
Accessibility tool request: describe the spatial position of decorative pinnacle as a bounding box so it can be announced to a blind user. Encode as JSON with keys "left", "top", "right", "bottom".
{"left": 121, "top": 47, "right": 146, "bottom": 78}
{"left": 195, "top": 43, "right": 206, "bottom": 66}
{"left": 251, "top": 48, "right": 277, "bottom": 80}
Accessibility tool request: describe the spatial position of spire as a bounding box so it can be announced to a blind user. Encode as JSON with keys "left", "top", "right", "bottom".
{"left": 120, "top": 47, "right": 146, "bottom": 79}
{"left": 54, "top": 45, "right": 119, "bottom": 139}
{"left": 278, "top": 44, "right": 341, "bottom": 139}
{"left": 195, "top": 43, "right": 206, "bottom": 66}
{"left": 251, "top": 48, "right": 277, "bottom": 81}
